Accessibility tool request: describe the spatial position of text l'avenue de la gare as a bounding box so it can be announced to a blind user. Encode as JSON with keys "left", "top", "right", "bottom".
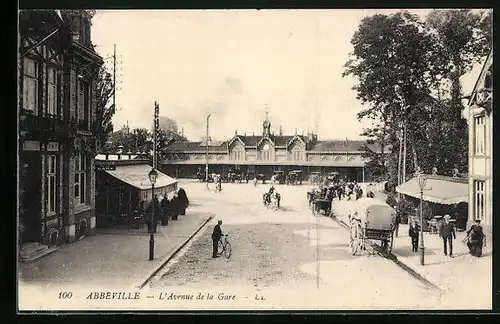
{"left": 85, "top": 291, "right": 266, "bottom": 301}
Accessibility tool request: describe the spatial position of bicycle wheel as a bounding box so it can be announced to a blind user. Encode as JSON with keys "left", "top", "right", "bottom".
{"left": 217, "top": 240, "right": 224, "bottom": 256}
{"left": 224, "top": 242, "right": 232, "bottom": 258}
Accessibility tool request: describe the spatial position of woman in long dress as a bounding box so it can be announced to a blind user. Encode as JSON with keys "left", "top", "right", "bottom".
{"left": 466, "top": 219, "right": 486, "bottom": 257}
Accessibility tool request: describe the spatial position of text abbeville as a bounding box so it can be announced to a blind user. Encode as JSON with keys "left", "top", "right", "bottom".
{"left": 86, "top": 292, "right": 141, "bottom": 300}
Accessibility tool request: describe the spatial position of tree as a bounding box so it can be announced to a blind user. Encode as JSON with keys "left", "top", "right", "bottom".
{"left": 343, "top": 12, "right": 444, "bottom": 184}
{"left": 91, "top": 66, "right": 116, "bottom": 151}
{"left": 425, "top": 9, "right": 492, "bottom": 172}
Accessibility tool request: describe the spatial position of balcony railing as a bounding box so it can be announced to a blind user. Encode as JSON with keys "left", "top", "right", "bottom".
{"left": 19, "top": 112, "right": 65, "bottom": 140}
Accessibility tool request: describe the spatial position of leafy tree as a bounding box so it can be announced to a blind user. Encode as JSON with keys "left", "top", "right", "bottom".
{"left": 425, "top": 9, "right": 492, "bottom": 172}
{"left": 92, "top": 66, "right": 116, "bottom": 151}
{"left": 344, "top": 12, "right": 444, "bottom": 183}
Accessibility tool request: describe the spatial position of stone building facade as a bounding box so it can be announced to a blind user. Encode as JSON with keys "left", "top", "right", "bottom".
{"left": 161, "top": 113, "right": 387, "bottom": 182}
{"left": 19, "top": 10, "right": 103, "bottom": 251}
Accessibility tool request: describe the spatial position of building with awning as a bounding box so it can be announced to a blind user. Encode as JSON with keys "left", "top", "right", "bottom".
{"left": 95, "top": 156, "right": 178, "bottom": 228}
{"left": 396, "top": 175, "right": 469, "bottom": 230}
{"left": 396, "top": 175, "right": 468, "bottom": 205}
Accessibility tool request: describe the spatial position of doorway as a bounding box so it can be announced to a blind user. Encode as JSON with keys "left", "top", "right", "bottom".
{"left": 20, "top": 151, "right": 42, "bottom": 244}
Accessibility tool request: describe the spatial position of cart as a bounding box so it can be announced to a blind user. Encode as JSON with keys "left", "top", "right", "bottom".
{"left": 312, "top": 198, "right": 332, "bottom": 216}
{"left": 349, "top": 198, "right": 396, "bottom": 257}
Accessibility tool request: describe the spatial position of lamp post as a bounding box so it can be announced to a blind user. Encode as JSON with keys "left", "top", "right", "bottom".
{"left": 418, "top": 173, "right": 427, "bottom": 266}
{"left": 148, "top": 168, "right": 158, "bottom": 261}
{"left": 205, "top": 114, "right": 211, "bottom": 189}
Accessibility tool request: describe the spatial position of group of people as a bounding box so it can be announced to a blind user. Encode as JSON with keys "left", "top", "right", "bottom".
{"left": 139, "top": 188, "right": 189, "bottom": 231}
{"left": 406, "top": 214, "right": 486, "bottom": 258}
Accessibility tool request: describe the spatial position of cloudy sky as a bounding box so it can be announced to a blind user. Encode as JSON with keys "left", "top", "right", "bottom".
{"left": 91, "top": 9, "right": 483, "bottom": 141}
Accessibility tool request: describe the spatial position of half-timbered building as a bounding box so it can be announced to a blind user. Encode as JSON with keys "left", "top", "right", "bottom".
{"left": 19, "top": 10, "right": 103, "bottom": 260}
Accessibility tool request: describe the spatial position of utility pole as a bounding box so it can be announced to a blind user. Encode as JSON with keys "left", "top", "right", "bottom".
{"left": 112, "top": 44, "right": 117, "bottom": 111}
{"left": 205, "top": 114, "right": 211, "bottom": 189}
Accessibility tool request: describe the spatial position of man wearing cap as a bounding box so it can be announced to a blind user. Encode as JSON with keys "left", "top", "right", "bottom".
{"left": 439, "top": 214, "right": 456, "bottom": 257}
{"left": 211, "top": 220, "right": 224, "bottom": 258}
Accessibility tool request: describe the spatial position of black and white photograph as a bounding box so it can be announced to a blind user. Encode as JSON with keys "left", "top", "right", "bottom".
{"left": 17, "top": 8, "right": 493, "bottom": 311}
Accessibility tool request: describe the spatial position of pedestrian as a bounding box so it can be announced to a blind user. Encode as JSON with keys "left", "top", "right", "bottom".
{"left": 394, "top": 211, "right": 401, "bottom": 237}
{"left": 466, "top": 219, "right": 486, "bottom": 257}
{"left": 439, "top": 214, "right": 456, "bottom": 257}
{"left": 408, "top": 220, "right": 419, "bottom": 252}
{"left": 211, "top": 220, "right": 224, "bottom": 258}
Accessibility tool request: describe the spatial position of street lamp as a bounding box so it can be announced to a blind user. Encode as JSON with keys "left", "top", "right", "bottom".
{"left": 148, "top": 168, "right": 158, "bottom": 261}
{"left": 418, "top": 173, "right": 427, "bottom": 266}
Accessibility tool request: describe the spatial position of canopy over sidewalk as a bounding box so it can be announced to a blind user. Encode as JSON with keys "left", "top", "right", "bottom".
{"left": 396, "top": 175, "right": 468, "bottom": 205}
{"left": 104, "top": 164, "right": 177, "bottom": 191}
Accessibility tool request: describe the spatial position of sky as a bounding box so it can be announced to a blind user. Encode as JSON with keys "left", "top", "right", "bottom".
{"left": 91, "top": 9, "right": 484, "bottom": 142}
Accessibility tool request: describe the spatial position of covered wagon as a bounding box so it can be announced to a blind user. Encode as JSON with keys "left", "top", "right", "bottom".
{"left": 349, "top": 198, "right": 397, "bottom": 257}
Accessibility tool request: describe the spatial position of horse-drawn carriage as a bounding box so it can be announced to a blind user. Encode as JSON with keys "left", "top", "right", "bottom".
{"left": 272, "top": 171, "right": 286, "bottom": 184}
{"left": 308, "top": 187, "right": 335, "bottom": 216}
{"left": 287, "top": 170, "right": 303, "bottom": 185}
{"left": 349, "top": 198, "right": 397, "bottom": 257}
{"left": 263, "top": 189, "right": 281, "bottom": 211}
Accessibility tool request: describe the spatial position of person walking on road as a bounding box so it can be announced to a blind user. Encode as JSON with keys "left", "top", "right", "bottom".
{"left": 408, "top": 220, "right": 419, "bottom": 252}
{"left": 439, "top": 214, "right": 456, "bottom": 257}
{"left": 466, "top": 219, "right": 486, "bottom": 257}
{"left": 211, "top": 220, "right": 224, "bottom": 258}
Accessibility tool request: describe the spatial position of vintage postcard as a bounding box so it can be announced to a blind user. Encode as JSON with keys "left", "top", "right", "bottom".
{"left": 17, "top": 9, "right": 493, "bottom": 311}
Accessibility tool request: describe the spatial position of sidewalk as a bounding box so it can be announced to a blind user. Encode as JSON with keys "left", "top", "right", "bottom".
{"left": 332, "top": 199, "right": 492, "bottom": 298}
{"left": 18, "top": 210, "right": 213, "bottom": 289}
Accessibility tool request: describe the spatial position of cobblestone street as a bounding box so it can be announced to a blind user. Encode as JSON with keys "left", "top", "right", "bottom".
{"left": 146, "top": 181, "right": 457, "bottom": 310}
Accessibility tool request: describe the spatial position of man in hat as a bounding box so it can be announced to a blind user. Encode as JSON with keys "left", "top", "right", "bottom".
{"left": 439, "top": 214, "right": 456, "bottom": 257}
{"left": 466, "top": 219, "right": 486, "bottom": 257}
{"left": 211, "top": 220, "right": 224, "bottom": 258}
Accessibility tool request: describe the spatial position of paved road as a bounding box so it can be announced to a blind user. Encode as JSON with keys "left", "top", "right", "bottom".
{"left": 147, "top": 181, "right": 449, "bottom": 310}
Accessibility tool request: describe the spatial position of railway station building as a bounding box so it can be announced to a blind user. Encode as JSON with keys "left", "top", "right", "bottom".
{"left": 159, "top": 113, "right": 388, "bottom": 183}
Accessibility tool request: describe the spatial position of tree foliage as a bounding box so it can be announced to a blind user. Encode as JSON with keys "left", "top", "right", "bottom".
{"left": 105, "top": 117, "right": 188, "bottom": 154}
{"left": 92, "top": 66, "right": 115, "bottom": 149}
{"left": 344, "top": 10, "right": 491, "bottom": 185}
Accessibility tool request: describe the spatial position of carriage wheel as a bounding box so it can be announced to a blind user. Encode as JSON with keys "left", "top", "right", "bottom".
{"left": 217, "top": 240, "right": 224, "bottom": 256}
{"left": 349, "top": 222, "right": 360, "bottom": 255}
{"left": 224, "top": 242, "right": 232, "bottom": 259}
{"left": 312, "top": 202, "right": 317, "bottom": 216}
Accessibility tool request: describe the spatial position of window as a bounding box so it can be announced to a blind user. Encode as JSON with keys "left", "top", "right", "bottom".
{"left": 474, "top": 116, "right": 486, "bottom": 155}
{"left": 231, "top": 149, "right": 244, "bottom": 161}
{"left": 47, "top": 67, "right": 58, "bottom": 116}
{"left": 260, "top": 151, "right": 271, "bottom": 160}
{"left": 23, "top": 58, "right": 38, "bottom": 113}
{"left": 74, "top": 153, "right": 86, "bottom": 204}
{"left": 78, "top": 80, "right": 90, "bottom": 123}
{"left": 292, "top": 150, "right": 303, "bottom": 161}
{"left": 292, "top": 145, "right": 303, "bottom": 161}
{"left": 473, "top": 180, "right": 485, "bottom": 221}
{"left": 46, "top": 155, "right": 57, "bottom": 215}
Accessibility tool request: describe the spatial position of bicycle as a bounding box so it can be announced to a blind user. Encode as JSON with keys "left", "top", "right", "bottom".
{"left": 217, "top": 234, "right": 232, "bottom": 258}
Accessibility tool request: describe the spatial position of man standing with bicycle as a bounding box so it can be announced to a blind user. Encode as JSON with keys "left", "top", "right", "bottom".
{"left": 211, "top": 220, "right": 224, "bottom": 258}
